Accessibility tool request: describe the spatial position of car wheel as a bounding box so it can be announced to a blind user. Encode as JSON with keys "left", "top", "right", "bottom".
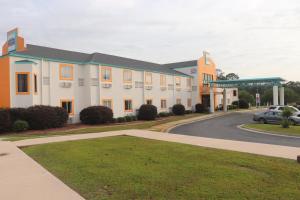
{"left": 259, "top": 118, "right": 266, "bottom": 124}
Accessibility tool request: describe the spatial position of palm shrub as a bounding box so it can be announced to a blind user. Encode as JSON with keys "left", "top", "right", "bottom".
{"left": 281, "top": 108, "right": 293, "bottom": 128}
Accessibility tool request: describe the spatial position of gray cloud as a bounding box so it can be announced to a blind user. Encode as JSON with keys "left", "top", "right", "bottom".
{"left": 1, "top": 0, "right": 300, "bottom": 81}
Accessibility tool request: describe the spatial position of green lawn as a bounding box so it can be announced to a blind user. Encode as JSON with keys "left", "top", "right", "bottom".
{"left": 23, "top": 136, "right": 300, "bottom": 200}
{"left": 243, "top": 123, "right": 300, "bottom": 137}
{"left": 1, "top": 114, "right": 203, "bottom": 141}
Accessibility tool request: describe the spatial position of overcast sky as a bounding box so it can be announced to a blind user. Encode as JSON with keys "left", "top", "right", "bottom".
{"left": 1, "top": 0, "right": 300, "bottom": 81}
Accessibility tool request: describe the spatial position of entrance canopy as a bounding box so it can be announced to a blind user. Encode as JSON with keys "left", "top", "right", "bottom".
{"left": 209, "top": 77, "right": 285, "bottom": 88}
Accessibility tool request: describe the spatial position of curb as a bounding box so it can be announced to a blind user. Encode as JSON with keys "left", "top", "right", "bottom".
{"left": 237, "top": 124, "right": 300, "bottom": 139}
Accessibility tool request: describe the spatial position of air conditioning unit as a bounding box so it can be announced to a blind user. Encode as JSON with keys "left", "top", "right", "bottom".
{"left": 59, "top": 82, "right": 72, "bottom": 88}
{"left": 160, "top": 87, "right": 167, "bottom": 91}
{"left": 124, "top": 84, "right": 132, "bottom": 89}
{"left": 102, "top": 83, "right": 112, "bottom": 88}
{"left": 145, "top": 85, "right": 152, "bottom": 90}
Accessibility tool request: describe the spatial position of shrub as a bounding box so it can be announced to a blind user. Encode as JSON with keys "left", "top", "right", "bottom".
{"left": 26, "top": 105, "right": 69, "bottom": 129}
{"left": 0, "top": 109, "right": 11, "bottom": 133}
{"left": 172, "top": 104, "right": 185, "bottom": 115}
{"left": 138, "top": 104, "right": 158, "bottom": 120}
{"left": 232, "top": 99, "right": 249, "bottom": 109}
{"left": 117, "top": 117, "right": 126, "bottom": 123}
{"left": 80, "top": 106, "right": 113, "bottom": 125}
{"left": 130, "top": 115, "right": 137, "bottom": 121}
{"left": 185, "top": 110, "right": 193, "bottom": 114}
{"left": 124, "top": 115, "right": 133, "bottom": 122}
{"left": 110, "top": 118, "right": 117, "bottom": 123}
{"left": 158, "top": 112, "right": 170, "bottom": 117}
{"left": 281, "top": 119, "right": 290, "bottom": 128}
{"left": 195, "top": 104, "right": 208, "bottom": 113}
{"left": 9, "top": 108, "right": 27, "bottom": 123}
{"left": 12, "top": 120, "right": 29, "bottom": 132}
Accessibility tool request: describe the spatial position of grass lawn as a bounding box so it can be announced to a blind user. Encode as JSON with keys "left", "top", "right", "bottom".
{"left": 1, "top": 114, "right": 203, "bottom": 141}
{"left": 243, "top": 123, "right": 300, "bottom": 137}
{"left": 23, "top": 136, "right": 300, "bottom": 200}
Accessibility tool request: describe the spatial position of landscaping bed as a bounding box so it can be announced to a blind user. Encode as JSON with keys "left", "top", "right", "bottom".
{"left": 243, "top": 123, "right": 300, "bottom": 137}
{"left": 23, "top": 136, "right": 300, "bottom": 200}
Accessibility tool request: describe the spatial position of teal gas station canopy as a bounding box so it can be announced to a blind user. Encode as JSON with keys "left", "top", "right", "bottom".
{"left": 210, "top": 77, "right": 285, "bottom": 88}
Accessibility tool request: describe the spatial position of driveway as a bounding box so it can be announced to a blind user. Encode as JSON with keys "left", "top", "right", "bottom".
{"left": 170, "top": 111, "right": 300, "bottom": 147}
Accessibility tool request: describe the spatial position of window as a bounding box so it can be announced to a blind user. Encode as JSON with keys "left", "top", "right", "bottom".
{"left": 145, "top": 72, "right": 152, "bottom": 85}
{"left": 175, "top": 77, "right": 181, "bottom": 88}
{"left": 233, "top": 90, "right": 237, "bottom": 97}
{"left": 59, "top": 64, "right": 73, "bottom": 80}
{"left": 186, "top": 78, "right": 192, "bottom": 89}
{"left": 124, "top": 99, "right": 133, "bottom": 112}
{"left": 176, "top": 98, "right": 181, "bottom": 104}
{"left": 161, "top": 99, "right": 167, "bottom": 109}
{"left": 160, "top": 74, "right": 166, "bottom": 86}
{"left": 102, "top": 99, "right": 113, "bottom": 109}
{"left": 187, "top": 98, "right": 192, "bottom": 107}
{"left": 146, "top": 99, "right": 152, "bottom": 105}
{"left": 61, "top": 100, "right": 74, "bottom": 115}
{"left": 101, "top": 66, "right": 112, "bottom": 82}
{"left": 123, "top": 69, "right": 132, "bottom": 83}
{"left": 202, "top": 73, "right": 213, "bottom": 84}
{"left": 34, "top": 74, "right": 37, "bottom": 94}
{"left": 16, "top": 72, "right": 30, "bottom": 95}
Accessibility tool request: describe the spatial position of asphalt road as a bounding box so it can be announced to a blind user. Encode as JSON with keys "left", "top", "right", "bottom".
{"left": 170, "top": 111, "right": 300, "bottom": 147}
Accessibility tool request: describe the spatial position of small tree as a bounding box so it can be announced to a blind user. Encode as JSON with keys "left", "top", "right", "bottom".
{"left": 281, "top": 108, "right": 293, "bottom": 128}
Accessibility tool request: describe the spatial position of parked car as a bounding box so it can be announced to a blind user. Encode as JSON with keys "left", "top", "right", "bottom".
{"left": 268, "top": 105, "right": 299, "bottom": 113}
{"left": 289, "top": 113, "right": 300, "bottom": 125}
{"left": 253, "top": 110, "right": 283, "bottom": 124}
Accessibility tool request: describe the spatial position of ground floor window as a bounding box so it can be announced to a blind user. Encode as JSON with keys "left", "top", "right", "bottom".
{"left": 161, "top": 99, "right": 167, "bottom": 109}
{"left": 61, "top": 99, "right": 74, "bottom": 115}
{"left": 124, "top": 99, "right": 133, "bottom": 112}
{"left": 187, "top": 98, "right": 192, "bottom": 107}
{"left": 146, "top": 99, "right": 152, "bottom": 105}
{"left": 16, "top": 72, "right": 30, "bottom": 94}
{"left": 102, "top": 99, "right": 113, "bottom": 109}
{"left": 176, "top": 98, "right": 181, "bottom": 104}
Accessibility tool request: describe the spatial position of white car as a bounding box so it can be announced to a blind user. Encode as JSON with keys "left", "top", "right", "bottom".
{"left": 268, "top": 105, "right": 299, "bottom": 113}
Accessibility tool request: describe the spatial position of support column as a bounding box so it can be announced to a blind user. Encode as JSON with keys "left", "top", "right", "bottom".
{"left": 273, "top": 85, "right": 279, "bottom": 106}
{"left": 210, "top": 86, "right": 215, "bottom": 113}
{"left": 280, "top": 87, "right": 285, "bottom": 106}
{"left": 223, "top": 89, "right": 227, "bottom": 112}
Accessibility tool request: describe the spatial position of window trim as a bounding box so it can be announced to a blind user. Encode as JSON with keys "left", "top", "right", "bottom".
{"left": 101, "top": 66, "right": 112, "bottom": 82}
{"left": 15, "top": 72, "right": 30, "bottom": 95}
{"left": 124, "top": 99, "right": 133, "bottom": 112}
{"left": 160, "top": 98, "right": 167, "bottom": 109}
{"left": 123, "top": 69, "right": 132, "bottom": 84}
{"left": 59, "top": 64, "right": 74, "bottom": 81}
{"left": 60, "top": 99, "right": 74, "bottom": 115}
{"left": 101, "top": 98, "right": 113, "bottom": 110}
{"left": 145, "top": 72, "right": 152, "bottom": 85}
{"left": 175, "top": 77, "right": 181, "bottom": 88}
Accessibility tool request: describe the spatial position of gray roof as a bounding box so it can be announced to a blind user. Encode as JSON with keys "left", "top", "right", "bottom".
{"left": 164, "top": 60, "right": 198, "bottom": 69}
{"left": 14, "top": 44, "right": 195, "bottom": 76}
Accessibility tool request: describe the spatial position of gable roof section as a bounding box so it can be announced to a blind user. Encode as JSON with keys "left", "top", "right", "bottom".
{"left": 13, "top": 44, "right": 191, "bottom": 76}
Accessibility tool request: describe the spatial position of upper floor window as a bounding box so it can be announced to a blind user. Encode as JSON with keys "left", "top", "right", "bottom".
{"left": 176, "top": 98, "right": 181, "bottom": 104}
{"left": 175, "top": 77, "right": 181, "bottom": 87}
{"left": 186, "top": 78, "right": 192, "bottom": 89}
{"left": 202, "top": 73, "right": 213, "bottom": 85}
{"left": 233, "top": 90, "right": 237, "bottom": 97}
{"left": 101, "top": 66, "right": 112, "bottom": 82}
{"left": 160, "top": 74, "right": 166, "bottom": 86}
{"left": 16, "top": 72, "right": 30, "bottom": 95}
{"left": 145, "top": 72, "right": 152, "bottom": 85}
{"left": 59, "top": 64, "right": 74, "bottom": 80}
{"left": 123, "top": 69, "right": 132, "bottom": 83}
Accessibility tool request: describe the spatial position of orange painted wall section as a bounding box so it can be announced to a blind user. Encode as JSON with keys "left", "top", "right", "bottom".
{"left": 197, "top": 56, "right": 217, "bottom": 106}
{"left": 0, "top": 56, "right": 10, "bottom": 108}
{"left": 2, "top": 36, "right": 26, "bottom": 55}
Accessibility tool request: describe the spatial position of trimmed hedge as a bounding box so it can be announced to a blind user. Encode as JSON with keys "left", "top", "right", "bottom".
{"left": 12, "top": 120, "right": 29, "bottom": 132}
{"left": 232, "top": 99, "right": 249, "bottom": 109}
{"left": 138, "top": 104, "right": 158, "bottom": 121}
{"left": 195, "top": 103, "right": 209, "bottom": 113}
{"left": 80, "top": 106, "right": 113, "bottom": 125}
{"left": 172, "top": 104, "right": 185, "bottom": 115}
{"left": 117, "top": 117, "right": 126, "bottom": 123}
{"left": 0, "top": 109, "right": 11, "bottom": 133}
{"left": 158, "top": 112, "right": 171, "bottom": 117}
{"left": 26, "top": 105, "right": 69, "bottom": 130}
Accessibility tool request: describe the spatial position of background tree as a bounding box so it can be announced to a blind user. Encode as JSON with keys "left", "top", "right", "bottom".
{"left": 225, "top": 73, "right": 239, "bottom": 80}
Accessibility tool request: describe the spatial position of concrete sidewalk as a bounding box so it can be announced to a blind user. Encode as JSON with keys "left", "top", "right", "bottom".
{"left": 14, "top": 129, "right": 300, "bottom": 160}
{"left": 0, "top": 141, "right": 85, "bottom": 200}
